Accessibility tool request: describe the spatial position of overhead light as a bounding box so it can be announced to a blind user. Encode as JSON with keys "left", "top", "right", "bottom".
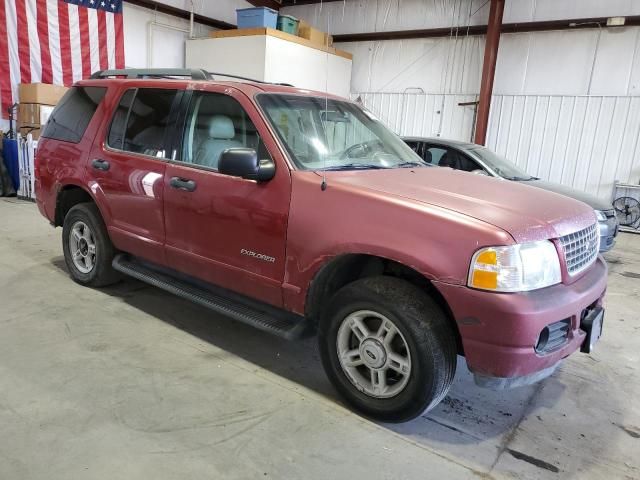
{"left": 606, "top": 17, "right": 626, "bottom": 27}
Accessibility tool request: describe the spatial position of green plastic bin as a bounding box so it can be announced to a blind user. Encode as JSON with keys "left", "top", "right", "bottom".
{"left": 277, "top": 15, "right": 299, "bottom": 35}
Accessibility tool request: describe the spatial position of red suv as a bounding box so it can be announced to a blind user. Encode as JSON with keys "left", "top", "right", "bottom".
{"left": 35, "top": 69, "right": 607, "bottom": 422}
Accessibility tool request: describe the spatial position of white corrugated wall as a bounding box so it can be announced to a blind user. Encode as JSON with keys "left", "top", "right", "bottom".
{"left": 284, "top": 0, "right": 640, "bottom": 201}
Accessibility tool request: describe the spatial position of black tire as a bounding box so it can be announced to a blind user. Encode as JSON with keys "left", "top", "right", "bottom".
{"left": 318, "top": 276, "right": 457, "bottom": 422}
{"left": 62, "top": 202, "right": 121, "bottom": 287}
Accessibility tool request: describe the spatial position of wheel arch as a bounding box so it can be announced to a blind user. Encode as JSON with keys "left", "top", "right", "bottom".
{"left": 54, "top": 183, "right": 106, "bottom": 227}
{"left": 305, "top": 253, "right": 463, "bottom": 354}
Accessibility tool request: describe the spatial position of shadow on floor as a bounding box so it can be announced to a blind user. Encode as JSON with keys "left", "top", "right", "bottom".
{"left": 49, "top": 255, "right": 564, "bottom": 449}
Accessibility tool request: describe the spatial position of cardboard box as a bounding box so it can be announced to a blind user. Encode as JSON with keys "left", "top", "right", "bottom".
{"left": 19, "top": 126, "right": 41, "bottom": 140}
{"left": 18, "top": 104, "right": 54, "bottom": 127}
{"left": 19, "top": 83, "right": 68, "bottom": 106}
{"left": 298, "top": 21, "right": 332, "bottom": 46}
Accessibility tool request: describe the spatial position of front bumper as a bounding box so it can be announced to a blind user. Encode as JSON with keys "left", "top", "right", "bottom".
{"left": 434, "top": 256, "right": 607, "bottom": 383}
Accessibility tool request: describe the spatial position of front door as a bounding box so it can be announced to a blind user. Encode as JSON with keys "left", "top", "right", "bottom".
{"left": 90, "top": 87, "right": 182, "bottom": 264}
{"left": 163, "top": 87, "right": 291, "bottom": 307}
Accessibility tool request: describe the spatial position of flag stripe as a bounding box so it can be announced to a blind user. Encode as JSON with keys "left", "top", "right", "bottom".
{"left": 36, "top": 0, "right": 52, "bottom": 83}
{"left": 106, "top": 11, "right": 115, "bottom": 69}
{"left": 114, "top": 9, "right": 124, "bottom": 68}
{"left": 5, "top": 0, "right": 20, "bottom": 104}
{"left": 77, "top": 5, "right": 91, "bottom": 79}
{"left": 57, "top": 1, "right": 73, "bottom": 86}
{"left": 15, "top": 0, "right": 31, "bottom": 83}
{"left": 87, "top": 7, "right": 99, "bottom": 75}
{"left": 0, "top": 0, "right": 124, "bottom": 118}
{"left": 0, "top": 1, "right": 13, "bottom": 114}
{"left": 26, "top": 0, "right": 41, "bottom": 83}
{"left": 97, "top": 9, "right": 108, "bottom": 71}
{"left": 47, "top": 0, "right": 62, "bottom": 85}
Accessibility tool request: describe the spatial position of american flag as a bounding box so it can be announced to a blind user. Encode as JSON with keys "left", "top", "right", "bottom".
{"left": 0, "top": 0, "right": 125, "bottom": 119}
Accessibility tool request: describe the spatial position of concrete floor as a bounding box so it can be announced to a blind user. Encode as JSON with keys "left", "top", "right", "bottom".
{"left": 0, "top": 198, "right": 639, "bottom": 480}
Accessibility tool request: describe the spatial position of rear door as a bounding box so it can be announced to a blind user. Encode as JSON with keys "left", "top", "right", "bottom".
{"left": 162, "top": 86, "right": 291, "bottom": 307}
{"left": 89, "top": 86, "right": 183, "bottom": 264}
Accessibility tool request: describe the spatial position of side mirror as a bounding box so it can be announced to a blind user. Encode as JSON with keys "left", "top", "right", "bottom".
{"left": 218, "top": 148, "right": 276, "bottom": 182}
{"left": 471, "top": 169, "right": 489, "bottom": 176}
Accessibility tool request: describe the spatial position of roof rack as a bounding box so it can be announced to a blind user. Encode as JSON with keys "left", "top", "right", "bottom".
{"left": 90, "top": 68, "right": 295, "bottom": 87}
{"left": 206, "top": 71, "right": 294, "bottom": 87}
{"left": 90, "top": 68, "right": 212, "bottom": 80}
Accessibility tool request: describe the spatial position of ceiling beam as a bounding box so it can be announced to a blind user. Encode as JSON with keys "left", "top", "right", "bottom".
{"left": 124, "top": 0, "right": 236, "bottom": 30}
{"left": 281, "top": 0, "right": 342, "bottom": 5}
{"left": 333, "top": 15, "right": 640, "bottom": 42}
{"left": 246, "top": 0, "right": 282, "bottom": 9}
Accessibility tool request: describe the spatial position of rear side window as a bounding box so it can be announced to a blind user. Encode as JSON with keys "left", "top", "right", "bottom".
{"left": 107, "top": 88, "right": 178, "bottom": 158}
{"left": 41, "top": 86, "right": 106, "bottom": 143}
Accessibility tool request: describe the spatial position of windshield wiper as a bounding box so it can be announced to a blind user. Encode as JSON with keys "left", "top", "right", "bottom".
{"left": 504, "top": 175, "right": 536, "bottom": 181}
{"left": 395, "top": 161, "right": 427, "bottom": 168}
{"left": 321, "top": 163, "right": 389, "bottom": 171}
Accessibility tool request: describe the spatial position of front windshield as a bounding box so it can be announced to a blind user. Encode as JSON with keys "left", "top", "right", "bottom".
{"left": 469, "top": 147, "right": 535, "bottom": 181}
{"left": 257, "top": 94, "right": 427, "bottom": 171}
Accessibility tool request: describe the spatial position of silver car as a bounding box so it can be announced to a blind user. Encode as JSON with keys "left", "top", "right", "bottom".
{"left": 404, "top": 137, "right": 618, "bottom": 252}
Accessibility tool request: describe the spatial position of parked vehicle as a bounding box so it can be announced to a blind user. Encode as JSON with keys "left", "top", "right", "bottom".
{"left": 404, "top": 136, "right": 618, "bottom": 252}
{"left": 35, "top": 69, "right": 606, "bottom": 422}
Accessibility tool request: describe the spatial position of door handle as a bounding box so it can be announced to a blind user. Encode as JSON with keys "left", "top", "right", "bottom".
{"left": 92, "top": 159, "right": 110, "bottom": 171}
{"left": 170, "top": 176, "right": 196, "bottom": 192}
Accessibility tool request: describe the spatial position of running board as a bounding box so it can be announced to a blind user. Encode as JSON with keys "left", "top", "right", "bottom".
{"left": 112, "top": 254, "right": 312, "bottom": 340}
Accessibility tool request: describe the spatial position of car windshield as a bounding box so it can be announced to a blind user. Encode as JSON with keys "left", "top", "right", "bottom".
{"left": 257, "top": 94, "right": 427, "bottom": 171}
{"left": 469, "top": 147, "right": 535, "bottom": 181}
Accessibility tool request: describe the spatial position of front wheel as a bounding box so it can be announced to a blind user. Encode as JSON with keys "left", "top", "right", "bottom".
{"left": 319, "top": 276, "right": 457, "bottom": 422}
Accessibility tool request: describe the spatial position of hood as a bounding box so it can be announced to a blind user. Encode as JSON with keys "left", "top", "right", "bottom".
{"left": 520, "top": 179, "right": 613, "bottom": 212}
{"left": 327, "top": 167, "right": 597, "bottom": 243}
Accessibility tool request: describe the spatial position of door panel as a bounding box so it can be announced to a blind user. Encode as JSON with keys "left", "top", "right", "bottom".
{"left": 163, "top": 87, "right": 290, "bottom": 307}
{"left": 89, "top": 87, "right": 181, "bottom": 265}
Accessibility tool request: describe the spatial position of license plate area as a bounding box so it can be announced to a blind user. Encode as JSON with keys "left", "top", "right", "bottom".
{"left": 580, "top": 306, "right": 604, "bottom": 353}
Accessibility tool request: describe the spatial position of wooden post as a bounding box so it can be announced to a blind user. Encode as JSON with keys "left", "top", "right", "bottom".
{"left": 474, "top": 0, "right": 505, "bottom": 145}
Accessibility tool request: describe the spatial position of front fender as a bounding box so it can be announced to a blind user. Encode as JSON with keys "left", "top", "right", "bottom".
{"left": 282, "top": 172, "right": 513, "bottom": 315}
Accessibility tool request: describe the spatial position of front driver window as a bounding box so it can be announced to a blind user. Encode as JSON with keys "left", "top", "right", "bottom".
{"left": 182, "top": 92, "right": 268, "bottom": 170}
{"left": 429, "top": 147, "right": 481, "bottom": 172}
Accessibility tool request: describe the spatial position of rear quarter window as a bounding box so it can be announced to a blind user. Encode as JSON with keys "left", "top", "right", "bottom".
{"left": 41, "top": 86, "right": 107, "bottom": 143}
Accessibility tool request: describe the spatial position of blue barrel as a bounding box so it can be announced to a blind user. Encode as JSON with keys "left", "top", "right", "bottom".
{"left": 2, "top": 138, "right": 19, "bottom": 191}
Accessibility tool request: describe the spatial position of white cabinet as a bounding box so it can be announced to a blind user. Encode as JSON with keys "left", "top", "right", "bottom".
{"left": 186, "top": 28, "right": 352, "bottom": 98}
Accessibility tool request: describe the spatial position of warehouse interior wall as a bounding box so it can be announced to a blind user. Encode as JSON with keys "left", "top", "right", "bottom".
{"left": 123, "top": 3, "right": 213, "bottom": 69}
{"left": 283, "top": 0, "right": 640, "bottom": 199}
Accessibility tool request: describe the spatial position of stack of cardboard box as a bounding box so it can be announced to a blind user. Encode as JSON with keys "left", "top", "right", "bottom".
{"left": 18, "top": 83, "right": 68, "bottom": 140}
{"left": 297, "top": 20, "right": 333, "bottom": 47}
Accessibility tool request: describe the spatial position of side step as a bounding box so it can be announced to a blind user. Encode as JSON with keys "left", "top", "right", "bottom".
{"left": 112, "top": 254, "right": 312, "bottom": 340}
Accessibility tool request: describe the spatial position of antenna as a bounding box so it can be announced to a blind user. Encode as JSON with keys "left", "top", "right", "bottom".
{"left": 320, "top": 2, "right": 330, "bottom": 191}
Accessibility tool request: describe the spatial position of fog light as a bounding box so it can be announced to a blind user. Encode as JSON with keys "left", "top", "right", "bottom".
{"left": 536, "top": 327, "right": 550, "bottom": 353}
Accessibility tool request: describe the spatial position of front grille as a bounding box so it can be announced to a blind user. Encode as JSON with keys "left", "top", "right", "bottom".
{"left": 559, "top": 223, "right": 599, "bottom": 275}
{"left": 536, "top": 319, "right": 571, "bottom": 354}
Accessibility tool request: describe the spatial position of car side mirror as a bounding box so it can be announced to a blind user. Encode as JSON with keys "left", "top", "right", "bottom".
{"left": 218, "top": 148, "right": 276, "bottom": 182}
{"left": 471, "top": 169, "right": 489, "bottom": 176}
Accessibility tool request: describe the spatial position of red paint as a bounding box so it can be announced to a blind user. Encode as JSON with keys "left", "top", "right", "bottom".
{"left": 57, "top": 1, "right": 73, "bottom": 86}
{"left": 97, "top": 10, "right": 108, "bottom": 71}
{"left": 113, "top": 12, "right": 124, "bottom": 68}
{"left": 36, "top": 0, "right": 53, "bottom": 84}
{"left": 35, "top": 77, "right": 608, "bottom": 383}
{"left": 0, "top": 1, "right": 13, "bottom": 118}
{"left": 15, "top": 0, "right": 31, "bottom": 83}
{"left": 77, "top": 6, "right": 91, "bottom": 79}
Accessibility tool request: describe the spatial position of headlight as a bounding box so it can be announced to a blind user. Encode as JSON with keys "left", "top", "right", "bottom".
{"left": 595, "top": 210, "right": 607, "bottom": 222}
{"left": 468, "top": 241, "right": 561, "bottom": 292}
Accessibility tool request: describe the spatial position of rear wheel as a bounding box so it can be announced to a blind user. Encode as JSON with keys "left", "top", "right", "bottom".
{"left": 319, "top": 276, "right": 457, "bottom": 422}
{"left": 62, "top": 203, "right": 121, "bottom": 287}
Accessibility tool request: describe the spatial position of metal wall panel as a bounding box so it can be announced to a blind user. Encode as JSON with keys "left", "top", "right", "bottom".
{"left": 353, "top": 92, "right": 479, "bottom": 142}
{"left": 354, "top": 91, "right": 640, "bottom": 201}
{"left": 487, "top": 95, "right": 640, "bottom": 199}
